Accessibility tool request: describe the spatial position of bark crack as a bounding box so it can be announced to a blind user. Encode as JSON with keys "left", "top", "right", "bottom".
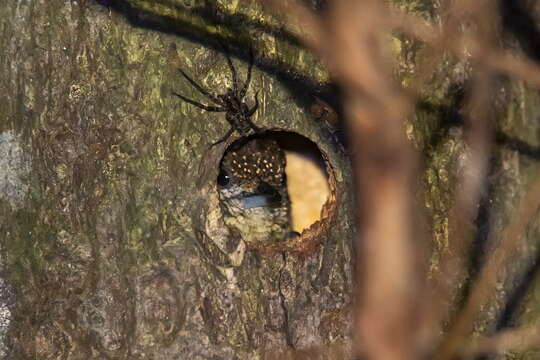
{"left": 278, "top": 252, "right": 294, "bottom": 348}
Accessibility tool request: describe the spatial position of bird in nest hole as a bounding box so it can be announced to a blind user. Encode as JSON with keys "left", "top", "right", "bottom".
{"left": 218, "top": 138, "right": 292, "bottom": 244}
{"left": 173, "top": 45, "right": 293, "bottom": 244}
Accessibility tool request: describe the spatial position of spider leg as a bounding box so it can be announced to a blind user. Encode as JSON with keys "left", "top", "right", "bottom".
{"left": 211, "top": 127, "right": 235, "bottom": 147}
{"left": 239, "top": 45, "right": 253, "bottom": 100}
{"left": 245, "top": 117, "right": 260, "bottom": 133}
{"left": 178, "top": 69, "right": 223, "bottom": 106}
{"left": 247, "top": 91, "right": 259, "bottom": 117}
{"left": 221, "top": 46, "right": 239, "bottom": 96}
{"left": 173, "top": 92, "right": 226, "bottom": 112}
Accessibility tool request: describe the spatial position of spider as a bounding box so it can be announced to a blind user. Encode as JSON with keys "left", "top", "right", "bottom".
{"left": 173, "top": 47, "right": 261, "bottom": 146}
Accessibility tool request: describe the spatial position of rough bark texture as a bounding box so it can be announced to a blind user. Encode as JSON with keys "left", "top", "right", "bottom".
{"left": 0, "top": 1, "right": 353, "bottom": 359}
{"left": 1, "top": 0, "right": 540, "bottom": 359}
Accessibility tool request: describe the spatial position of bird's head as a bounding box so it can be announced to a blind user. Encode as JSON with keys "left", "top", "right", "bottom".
{"left": 218, "top": 139, "right": 286, "bottom": 210}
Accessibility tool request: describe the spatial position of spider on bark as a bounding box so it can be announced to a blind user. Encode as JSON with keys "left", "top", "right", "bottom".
{"left": 173, "top": 47, "right": 260, "bottom": 146}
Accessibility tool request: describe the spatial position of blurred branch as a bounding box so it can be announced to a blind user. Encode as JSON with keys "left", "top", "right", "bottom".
{"left": 260, "top": 1, "right": 420, "bottom": 359}
{"left": 464, "top": 325, "right": 540, "bottom": 357}
{"left": 388, "top": 8, "right": 540, "bottom": 88}
{"left": 418, "top": 0, "right": 498, "bottom": 353}
{"left": 259, "top": 0, "right": 540, "bottom": 88}
{"left": 437, "top": 177, "right": 540, "bottom": 359}
{"left": 255, "top": 0, "right": 323, "bottom": 54}
{"left": 255, "top": 0, "right": 540, "bottom": 359}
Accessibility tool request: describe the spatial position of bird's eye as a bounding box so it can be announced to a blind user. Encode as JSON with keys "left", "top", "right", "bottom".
{"left": 217, "top": 169, "right": 231, "bottom": 187}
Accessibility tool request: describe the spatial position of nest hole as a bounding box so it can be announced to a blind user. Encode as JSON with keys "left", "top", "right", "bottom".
{"left": 218, "top": 131, "right": 337, "bottom": 249}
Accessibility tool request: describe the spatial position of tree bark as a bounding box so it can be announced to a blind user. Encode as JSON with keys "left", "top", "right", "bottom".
{"left": 1, "top": 1, "right": 353, "bottom": 359}
{"left": 1, "top": 0, "right": 540, "bottom": 359}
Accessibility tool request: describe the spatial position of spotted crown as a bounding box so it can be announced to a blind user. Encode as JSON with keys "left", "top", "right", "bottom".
{"left": 221, "top": 139, "right": 286, "bottom": 187}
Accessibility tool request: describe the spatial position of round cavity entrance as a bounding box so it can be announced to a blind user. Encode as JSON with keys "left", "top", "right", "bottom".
{"left": 216, "top": 131, "right": 334, "bottom": 248}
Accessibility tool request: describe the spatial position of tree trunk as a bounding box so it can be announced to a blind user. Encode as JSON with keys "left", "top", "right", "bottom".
{"left": 1, "top": 0, "right": 539, "bottom": 359}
